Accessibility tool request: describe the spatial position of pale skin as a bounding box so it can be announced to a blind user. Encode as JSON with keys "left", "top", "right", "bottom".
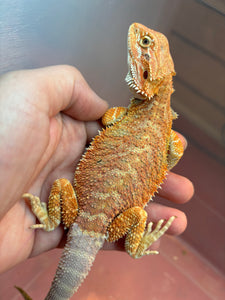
{"left": 0, "top": 65, "right": 194, "bottom": 274}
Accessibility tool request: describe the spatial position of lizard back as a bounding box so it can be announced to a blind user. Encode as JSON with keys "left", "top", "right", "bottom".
{"left": 74, "top": 76, "right": 173, "bottom": 234}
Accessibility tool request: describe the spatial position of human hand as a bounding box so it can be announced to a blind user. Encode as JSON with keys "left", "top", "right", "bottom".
{"left": 0, "top": 65, "right": 193, "bottom": 274}
{"left": 0, "top": 65, "right": 108, "bottom": 273}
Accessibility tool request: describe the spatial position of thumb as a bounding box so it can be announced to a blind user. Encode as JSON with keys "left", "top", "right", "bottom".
{"left": 6, "top": 65, "right": 109, "bottom": 121}
{"left": 42, "top": 65, "right": 109, "bottom": 120}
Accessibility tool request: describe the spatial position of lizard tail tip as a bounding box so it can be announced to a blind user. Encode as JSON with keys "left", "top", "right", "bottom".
{"left": 15, "top": 286, "right": 32, "bottom": 300}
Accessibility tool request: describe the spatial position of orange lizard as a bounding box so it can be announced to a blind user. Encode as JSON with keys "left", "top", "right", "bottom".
{"left": 18, "top": 23, "right": 184, "bottom": 299}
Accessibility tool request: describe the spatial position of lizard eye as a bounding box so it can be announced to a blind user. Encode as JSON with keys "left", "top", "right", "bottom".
{"left": 139, "top": 35, "right": 154, "bottom": 48}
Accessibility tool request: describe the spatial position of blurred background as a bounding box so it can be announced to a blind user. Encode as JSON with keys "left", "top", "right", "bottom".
{"left": 0, "top": 0, "right": 224, "bottom": 299}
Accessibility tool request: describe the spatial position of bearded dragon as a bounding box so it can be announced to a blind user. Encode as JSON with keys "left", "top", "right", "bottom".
{"left": 17, "top": 23, "right": 183, "bottom": 299}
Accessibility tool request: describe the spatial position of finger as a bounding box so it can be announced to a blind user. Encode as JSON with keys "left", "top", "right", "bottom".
{"left": 145, "top": 202, "right": 187, "bottom": 235}
{"left": 61, "top": 67, "right": 109, "bottom": 120}
{"left": 85, "top": 120, "right": 103, "bottom": 144}
{"left": 158, "top": 172, "right": 194, "bottom": 204}
{"left": 6, "top": 65, "right": 108, "bottom": 121}
{"left": 30, "top": 226, "right": 64, "bottom": 257}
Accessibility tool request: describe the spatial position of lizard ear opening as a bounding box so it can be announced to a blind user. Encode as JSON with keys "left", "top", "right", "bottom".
{"left": 143, "top": 70, "right": 148, "bottom": 80}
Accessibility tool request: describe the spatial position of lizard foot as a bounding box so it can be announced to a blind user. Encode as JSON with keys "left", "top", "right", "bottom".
{"left": 134, "top": 216, "right": 176, "bottom": 258}
{"left": 22, "top": 193, "right": 57, "bottom": 231}
{"left": 22, "top": 178, "right": 78, "bottom": 231}
{"left": 107, "top": 207, "right": 175, "bottom": 259}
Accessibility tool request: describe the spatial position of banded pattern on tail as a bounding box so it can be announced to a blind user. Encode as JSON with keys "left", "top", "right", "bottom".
{"left": 46, "top": 223, "right": 105, "bottom": 300}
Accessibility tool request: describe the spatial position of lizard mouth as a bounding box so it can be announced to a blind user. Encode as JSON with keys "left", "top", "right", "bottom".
{"left": 125, "top": 71, "right": 148, "bottom": 100}
{"left": 125, "top": 50, "right": 150, "bottom": 100}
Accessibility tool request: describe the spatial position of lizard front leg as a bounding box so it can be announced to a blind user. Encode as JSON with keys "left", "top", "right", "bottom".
{"left": 107, "top": 206, "right": 175, "bottom": 259}
{"left": 167, "top": 130, "right": 184, "bottom": 170}
{"left": 102, "top": 107, "right": 128, "bottom": 126}
{"left": 23, "top": 178, "right": 78, "bottom": 231}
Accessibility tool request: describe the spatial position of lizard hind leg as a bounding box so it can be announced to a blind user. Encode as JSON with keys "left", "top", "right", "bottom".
{"left": 107, "top": 206, "right": 175, "bottom": 259}
{"left": 23, "top": 178, "right": 78, "bottom": 232}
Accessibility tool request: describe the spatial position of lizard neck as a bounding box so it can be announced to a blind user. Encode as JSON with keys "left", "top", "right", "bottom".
{"left": 129, "top": 75, "right": 173, "bottom": 121}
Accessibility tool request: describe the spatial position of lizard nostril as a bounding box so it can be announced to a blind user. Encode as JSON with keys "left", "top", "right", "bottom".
{"left": 144, "top": 53, "right": 150, "bottom": 61}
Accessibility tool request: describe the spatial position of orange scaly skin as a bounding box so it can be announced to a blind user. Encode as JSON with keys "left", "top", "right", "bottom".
{"left": 19, "top": 23, "right": 184, "bottom": 300}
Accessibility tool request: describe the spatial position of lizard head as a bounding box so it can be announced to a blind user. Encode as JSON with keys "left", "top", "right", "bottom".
{"left": 125, "top": 23, "right": 175, "bottom": 100}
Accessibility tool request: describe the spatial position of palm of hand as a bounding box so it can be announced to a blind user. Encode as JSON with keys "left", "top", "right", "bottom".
{"left": 0, "top": 108, "right": 91, "bottom": 272}
{"left": 0, "top": 66, "right": 108, "bottom": 273}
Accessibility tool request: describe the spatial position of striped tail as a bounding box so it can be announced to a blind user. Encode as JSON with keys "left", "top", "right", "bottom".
{"left": 45, "top": 223, "right": 105, "bottom": 300}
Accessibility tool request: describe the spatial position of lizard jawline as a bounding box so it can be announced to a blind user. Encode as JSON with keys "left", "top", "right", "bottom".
{"left": 125, "top": 72, "right": 148, "bottom": 100}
